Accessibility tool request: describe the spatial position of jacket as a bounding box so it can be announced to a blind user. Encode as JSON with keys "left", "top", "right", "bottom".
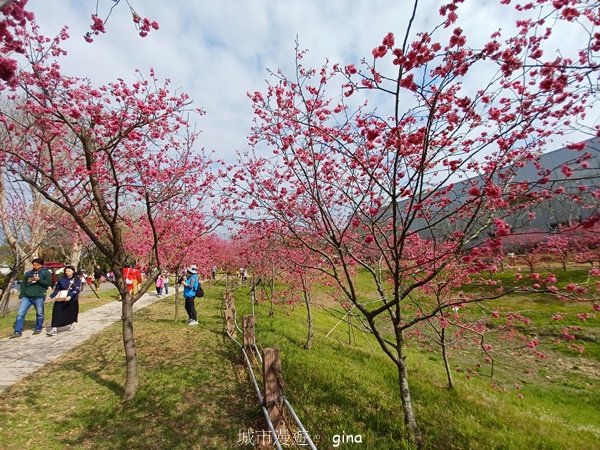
{"left": 20, "top": 269, "right": 51, "bottom": 299}
{"left": 50, "top": 275, "right": 82, "bottom": 300}
{"left": 183, "top": 274, "right": 198, "bottom": 298}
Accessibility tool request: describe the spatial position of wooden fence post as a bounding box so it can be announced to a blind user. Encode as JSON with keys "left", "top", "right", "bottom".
{"left": 242, "top": 315, "right": 255, "bottom": 349}
{"left": 263, "top": 347, "right": 283, "bottom": 430}
{"left": 224, "top": 290, "right": 237, "bottom": 337}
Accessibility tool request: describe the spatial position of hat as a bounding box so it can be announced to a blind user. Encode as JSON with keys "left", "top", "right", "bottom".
{"left": 187, "top": 265, "right": 198, "bottom": 274}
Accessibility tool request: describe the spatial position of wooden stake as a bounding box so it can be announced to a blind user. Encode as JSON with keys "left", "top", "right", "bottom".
{"left": 242, "top": 315, "right": 255, "bottom": 349}
{"left": 263, "top": 347, "right": 283, "bottom": 429}
{"left": 225, "top": 307, "right": 236, "bottom": 337}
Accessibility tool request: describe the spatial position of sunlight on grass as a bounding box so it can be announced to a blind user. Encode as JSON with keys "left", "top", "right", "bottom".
{"left": 234, "top": 276, "right": 600, "bottom": 450}
{"left": 1, "top": 276, "right": 598, "bottom": 449}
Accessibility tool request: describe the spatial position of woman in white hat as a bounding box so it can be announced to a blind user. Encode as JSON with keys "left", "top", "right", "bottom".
{"left": 182, "top": 265, "right": 199, "bottom": 325}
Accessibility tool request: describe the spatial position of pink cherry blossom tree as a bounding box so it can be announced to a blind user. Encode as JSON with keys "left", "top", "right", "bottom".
{"left": 0, "top": 0, "right": 32, "bottom": 86}
{"left": 502, "top": 231, "right": 548, "bottom": 272}
{"left": 198, "top": 234, "right": 238, "bottom": 281}
{"left": 123, "top": 214, "right": 222, "bottom": 320}
{"left": 0, "top": 19, "right": 215, "bottom": 399}
{"left": 277, "top": 240, "right": 327, "bottom": 349}
{"left": 231, "top": 221, "right": 288, "bottom": 315}
{"left": 543, "top": 232, "right": 571, "bottom": 271}
{"left": 230, "top": 0, "right": 599, "bottom": 444}
{"left": 567, "top": 219, "right": 600, "bottom": 269}
{"left": 0, "top": 1, "right": 156, "bottom": 86}
{"left": 233, "top": 220, "right": 326, "bottom": 348}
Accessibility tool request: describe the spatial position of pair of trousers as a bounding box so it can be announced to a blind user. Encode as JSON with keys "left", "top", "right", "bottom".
{"left": 14, "top": 296, "right": 45, "bottom": 332}
{"left": 184, "top": 296, "right": 197, "bottom": 321}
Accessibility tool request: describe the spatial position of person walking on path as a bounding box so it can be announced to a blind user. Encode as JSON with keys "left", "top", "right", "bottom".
{"left": 46, "top": 265, "right": 82, "bottom": 336}
{"left": 93, "top": 265, "right": 105, "bottom": 290}
{"left": 77, "top": 270, "right": 86, "bottom": 292}
{"left": 163, "top": 272, "right": 170, "bottom": 295}
{"left": 182, "top": 265, "right": 200, "bottom": 325}
{"left": 12, "top": 258, "right": 51, "bottom": 337}
{"left": 122, "top": 265, "right": 141, "bottom": 294}
{"left": 155, "top": 273, "right": 165, "bottom": 297}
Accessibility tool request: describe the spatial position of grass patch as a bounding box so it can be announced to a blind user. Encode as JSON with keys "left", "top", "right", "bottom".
{"left": 232, "top": 280, "right": 600, "bottom": 449}
{"left": 0, "top": 284, "right": 260, "bottom": 449}
{"left": 1, "top": 276, "right": 598, "bottom": 449}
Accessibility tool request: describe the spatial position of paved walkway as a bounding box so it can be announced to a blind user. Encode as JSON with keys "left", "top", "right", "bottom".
{"left": 0, "top": 292, "right": 169, "bottom": 391}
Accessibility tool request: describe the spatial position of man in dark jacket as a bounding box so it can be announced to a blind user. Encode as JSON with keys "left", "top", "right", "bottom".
{"left": 12, "top": 258, "right": 51, "bottom": 337}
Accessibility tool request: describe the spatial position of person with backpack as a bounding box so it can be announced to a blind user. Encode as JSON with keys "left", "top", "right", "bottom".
{"left": 182, "top": 265, "right": 201, "bottom": 325}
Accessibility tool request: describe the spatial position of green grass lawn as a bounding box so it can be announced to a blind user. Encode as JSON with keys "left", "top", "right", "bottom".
{"left": 0, "top": 283, "right": 259, "bottom": 450}
{"left": 461, "top": 268, "right": 600, "bottom": 361}
{"left": 1, "top": 276, "right": 598, "bottom": 449}
{"left": 232, "top": 273, "right": 599, "bottom": 450}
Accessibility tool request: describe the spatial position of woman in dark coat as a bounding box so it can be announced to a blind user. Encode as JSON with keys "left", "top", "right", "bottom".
{"left": 47, "top": 265, "right": 82, "bottom": 336}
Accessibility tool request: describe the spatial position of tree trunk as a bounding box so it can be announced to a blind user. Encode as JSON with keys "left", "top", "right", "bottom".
{"left": 173, "top": 284, "right": 180, "bottom": 321}
{"left": 121, "top": 295, "right": 138, "bottom": 400}
{"left": 269, "top": 261, "right": 275, "bottom": 317}
{"left": 396, "top": 344, "right": 423, "bottom": 448}
{"left": 250, "top": 275, "right": 256, "bottom": 317}
{"left": 347, "top": 311, "right": 354, "bottom": 345}
{"left": 172, "top": 266, "right": 180, "bottom": 321}
{"left": 301, "top": 277, "right": 313, "bottom": 350}
{"left": 0, "top": 269, "right": 18, "bottom": 316}
{"left": 441, "top": 328, "right": 454, "bottom": 389}
{"left": 70, "top": 239, "right": 82, "bottom": 269}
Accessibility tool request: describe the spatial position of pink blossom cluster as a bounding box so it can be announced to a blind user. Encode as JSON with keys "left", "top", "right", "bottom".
{"left": 132, "top": 13, "right": 159, "bottom": 38}
{"left": 0, "top": 0, "right": 33, "bottom": 85}
{"left": 84, "top": 4, "right": 159, "bottom": 42}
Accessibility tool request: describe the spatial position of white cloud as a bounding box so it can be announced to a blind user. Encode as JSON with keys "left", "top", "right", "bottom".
{"left": 25, "top": 0, "right": 599, "bottom": 164}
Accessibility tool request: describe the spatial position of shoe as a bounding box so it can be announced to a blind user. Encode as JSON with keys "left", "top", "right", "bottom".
{"left": 68, "top": 323, "right": 75, "bottom": 332}
{"left": 32, "top": 329, "right": 42, "bottom": 335}
{"left": 46, "top": 328, "right": 57, "bottom": 336}
{"left": 11, "top": 331, "right": 22, "bottom": 338}
{"left": 188, "top": 320, "right": 198, "bottom": 326}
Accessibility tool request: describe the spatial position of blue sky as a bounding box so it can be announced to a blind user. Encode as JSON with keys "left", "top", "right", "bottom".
{"left": 26, "top": 1, "right": 598, "bottom": 163}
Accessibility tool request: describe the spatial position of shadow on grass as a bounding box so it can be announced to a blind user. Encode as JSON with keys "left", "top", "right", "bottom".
{"left": 44, "top": 302, "right": 261, "bottom": 449}
{"left": 59, "top": 342, "right": 124, "bottom": 397}
{"left": 47, "top": 367, "right": 259, "bottom": 449}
